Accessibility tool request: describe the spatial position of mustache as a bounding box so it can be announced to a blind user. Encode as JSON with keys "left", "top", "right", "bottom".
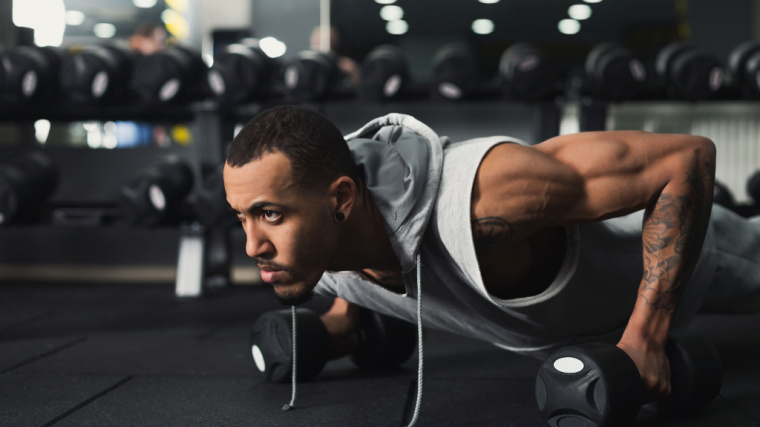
{"left": 253, "top": 257, "right": 291, "bottom": 273}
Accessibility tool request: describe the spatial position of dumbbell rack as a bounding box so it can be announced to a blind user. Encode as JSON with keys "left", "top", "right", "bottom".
{"left": 0, "top": 100, "right": 252, "bottom": 297}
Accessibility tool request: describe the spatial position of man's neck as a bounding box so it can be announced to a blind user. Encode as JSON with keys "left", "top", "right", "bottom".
{"left": 330, "top": 184, "right": 401, "bottom": 274}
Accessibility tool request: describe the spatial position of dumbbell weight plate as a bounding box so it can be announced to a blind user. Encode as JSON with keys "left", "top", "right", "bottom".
{"left": 432, "top": 44, "right": 477, "bottom": 100}
{"left": 250, "top": 308, "right": 330, "bottom": 383}
{"left": 535, "top": 343, "right": 642, "bottom": 427}
{"left": 350, "top": 308, "right": 417, "bottom": 370}
{"left": 360, "top": 45, "right": 408, "bottom": 101}
{"left": 670, "top": 49, "right": 724, "bottom": 99}
{"left": 208, "top": 43, "right": 270, "bottom": 104}
{"left": 743, "top": 51, "right": 760, "bottom": 97}
{"left": 655, "top": 42, "right": 693, "bottom": 82}
{"left": 585, "top": 42, "right": 622, "bottom": 82}
{"left": 650, "top": 335, "right": 723, "bottom": 415}
{"left": 728, "top": 41, "right": 760, "bottom": 83}
{"left": 283, "top": 50, "right": 337, "bottom": 102}
{"left": 586, "top": 43, "right": 645, "bottom": 99}
{"left": 500, "top": 43, "right": 556, "bottom": 101}
{"left": 747, "top": 170, "right": 760, "bottom": 204}
{"left": 0, "top": 152, "right": 58, "bottom": 225}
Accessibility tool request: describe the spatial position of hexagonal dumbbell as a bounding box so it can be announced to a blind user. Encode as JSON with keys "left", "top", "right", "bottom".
{"left": 535, "top": 335, "right": 722, "bottom": 426}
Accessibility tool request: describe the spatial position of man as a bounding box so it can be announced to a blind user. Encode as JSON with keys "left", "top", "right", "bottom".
{"left": 223, "top": 105, "right": 760, "bottom": 401}
{"left": 128, "top": 23, "right": 167, "bottom": 55}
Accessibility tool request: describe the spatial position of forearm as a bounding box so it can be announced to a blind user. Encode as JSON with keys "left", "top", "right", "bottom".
{"left": 320, "top": 297, "right": 360, "bottom": 359}
{"left": 622, "top": 141, "right": 715, "bottom": 346}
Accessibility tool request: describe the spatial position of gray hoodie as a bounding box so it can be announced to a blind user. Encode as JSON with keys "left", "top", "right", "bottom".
{"left": 315, "top": 113, "right": 718, "bottom": 358}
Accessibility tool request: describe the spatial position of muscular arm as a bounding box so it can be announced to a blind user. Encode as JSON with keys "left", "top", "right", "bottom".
{"left": 475, "top": 131, "right": 716, "bottom": 397}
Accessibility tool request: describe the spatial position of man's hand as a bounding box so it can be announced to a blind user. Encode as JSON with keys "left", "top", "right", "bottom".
{"left": 319, "top": 297, "right": 360, "bottom": 359}
{"left": 617, "top": 337, "right": 672, "bottom": 402}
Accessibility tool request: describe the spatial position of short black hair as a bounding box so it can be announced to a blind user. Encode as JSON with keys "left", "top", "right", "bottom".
{"left": 226, "top": 105, "right": 357, "bottom": 189}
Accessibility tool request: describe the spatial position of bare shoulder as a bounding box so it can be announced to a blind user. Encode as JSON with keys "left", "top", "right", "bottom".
{"left": 471, "top": 142, "right": 582, "bottom": 243}
{"left": 472, "top": 131, "right": 715, "bottom": 235}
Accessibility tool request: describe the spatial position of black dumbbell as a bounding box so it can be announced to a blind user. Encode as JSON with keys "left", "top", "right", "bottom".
{"left": 118, "top": 155, "right": 195, "bottom": 226}
{"left": 194, "top": 164, "right": 237, "bottom": 228}
{"left": 655, "top": 42, "right": 725, "bottom": 100}
{"left": 728, "top": 41, "right": 760, "bottom": 98}
{"left": 0, "top": 46, "right": 64, "bottom": 104}
{"left": 0, "top": 152, "right": 58, "bottom": 226}
{"left": 585, "top": 42, "right": 647, "bottom": 100}
{"left": 250, "top": 307, "right": 417, "bottom": 383}
{"left": 500, "top": 43, "right": 557, "bottom": 101}
{"left": 431, "top": 43, "right": 478, "bottom": 100}
{"left": 713, "top": 180, "right": 737, "bottom": 210}
{"left": 132, "top": 45, "right": 207, "bottom": 105}
{"left": 59, "top": 44, "right": 135, "bottom": 105}
{"left": 747, "top": 170, "right": 760, "bottom": 206}
{"left": 360, "top": 45, "right": 408, "bottom": 102}
{"left": 535, "top": 335, "right": 723, "bottom": 426}
{"left": 282, "top": 50, "right": 339, "bottom": 102}
{"left": 207, "top": 41, "right": 273, "bottom": 105}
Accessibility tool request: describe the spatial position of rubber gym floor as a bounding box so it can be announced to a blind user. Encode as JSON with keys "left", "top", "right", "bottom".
{"left": 1, "top": 281, "right": 759, "bottom": 427}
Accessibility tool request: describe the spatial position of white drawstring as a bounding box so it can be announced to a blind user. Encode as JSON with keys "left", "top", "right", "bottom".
{"left": 280, "top": 254, "right": 424, "bottom": 425}
{"left": 405, "top": 252, "right": 424, "bottom": 427}
{"left": 282, "top": 305, "right": 297, "bottom": 411}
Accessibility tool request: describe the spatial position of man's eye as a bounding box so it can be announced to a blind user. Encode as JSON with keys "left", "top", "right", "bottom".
{"left": 263, "top": 210, "right": 281, "bottom": 222}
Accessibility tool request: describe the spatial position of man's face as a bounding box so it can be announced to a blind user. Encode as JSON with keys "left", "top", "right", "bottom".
{"left": 223, "top": 152, "right": 336, "bottom": 305}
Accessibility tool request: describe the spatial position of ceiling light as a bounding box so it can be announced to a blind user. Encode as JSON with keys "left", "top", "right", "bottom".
{"left": 472, "top": 19, "right": 494, "bottom": 35}
{"left": 584, "top": 0, "right": 602, "bottom": 3}
{"left": 161, "top": 9, "right": 178, "bottom": 24}
{"left": 12, "top": 0, "right": 66, "bottom": 47}
{"left": 558, "top": 19, "right": 581, "bottom": 35}
{"left": 568, "top": 4, "right": 592, "bottom": 20}
{"left": 386, "top": 20, "right": 408, "bottom": 35}
{"left": 375, "top": 0, "right": 396, "bottom": 4}
{"left": 380, "top": 5, "right": 404, "bottom": 21}
{"left": 259, "top": 37, "right": 287, "bottom": 58}
{"left": 478, "top": 0, "right": 500, "bottom": 3}
{"left": 93, "top": 23, "right": 117, "bottom": 38}
{"left": 65, "top": 10, "right": 86, "bottom": 26}
{"left": 133, "top": 0, "right": 157, "bottom": 7}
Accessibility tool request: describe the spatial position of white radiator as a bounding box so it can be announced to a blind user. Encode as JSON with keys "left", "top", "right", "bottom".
{"left": 607, "top": 102, "right": 760, "bottom": 203}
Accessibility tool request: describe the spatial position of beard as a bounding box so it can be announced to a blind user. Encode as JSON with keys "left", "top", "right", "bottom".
{"left": 275, "top": 285, "right": 315, "bottom": 306}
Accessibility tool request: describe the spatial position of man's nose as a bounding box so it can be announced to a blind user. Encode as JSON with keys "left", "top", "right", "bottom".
{"left": 244, "top": 225, "right": 273, "bottom": 259}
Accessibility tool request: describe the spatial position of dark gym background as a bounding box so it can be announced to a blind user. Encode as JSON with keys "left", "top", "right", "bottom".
{"left": 1, "top": 0, "right": 760, "bottom": 426}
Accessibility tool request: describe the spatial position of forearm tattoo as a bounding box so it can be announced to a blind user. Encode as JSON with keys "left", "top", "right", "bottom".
{"left": 472, "top": 216, "right": 513, "bottom": 249}
{"left": 640, "top": 161, "right": 714, "bottom": 313}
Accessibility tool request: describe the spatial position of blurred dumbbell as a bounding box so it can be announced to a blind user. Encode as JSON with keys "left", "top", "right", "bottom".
{"left": 747, "top": 170, "right": 760, "bottom": 206}
{"left": 655, "top": 42, "right": 725, "bottom": 99}
{"left": 728, "top": 41, "right": 760, "bottom": 98}
{"left": 194, "top": 164, "right": 237, "bottom": 228}
{"left": 535, "top": 335, "right": 722, "bottom": 426}
{"left": 59, "top": 44, "right": 135, "bottom": 105}
{"left": 282, "top": 50, "right": 339, "bottom": 102}
{"left": 207, "top": 41, "right": 273, "bottom": 105}
{"left": 132, "top": 45, "right": 207, "bottom": 105}
{"left": 713, "top": 180, "right": 736, "bottom": 210}
{"left": 251, "top": 307, "right": 417, "bottom": 383}
{"left": 119, "top": 155, "right": 194, "bottom": 226}
{"left": 432, "top": 43, "right": 478, "bottom": 100}
{"left": 0, "top": 46, "right": 64, "bottom": 104}
{"left": 500, "top": 43, "right": 557, "bottom": 101}
{"left": 585, "top": 42, "right": 647, "bottom": 100}
{"left": 0, "top": 152, "right": 57, "bottom": 225}
{"left": 360, "top": 45, "right": 408, "bottom": 102}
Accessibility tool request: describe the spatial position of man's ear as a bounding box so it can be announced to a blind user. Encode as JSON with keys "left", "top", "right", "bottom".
{"left": 330, "top": 176, "right": 357, "bottom": 220}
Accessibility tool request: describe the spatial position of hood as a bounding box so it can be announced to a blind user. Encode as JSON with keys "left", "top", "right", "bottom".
{"left": 345, "top": 113, "right": 445, "bottom": 273}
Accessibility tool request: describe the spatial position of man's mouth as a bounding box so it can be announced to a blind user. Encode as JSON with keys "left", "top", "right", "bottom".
{"left": 260, "top": 268, "right": 285, "bottom": 284}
